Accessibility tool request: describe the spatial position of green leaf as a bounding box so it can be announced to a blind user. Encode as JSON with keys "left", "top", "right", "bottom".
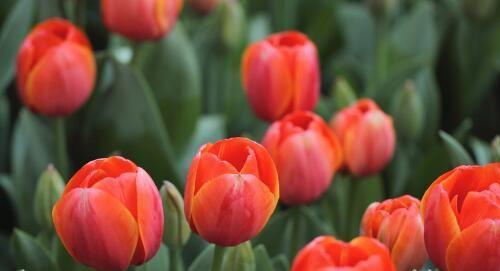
{"left": 252, "top": 209, "right": 291, "bottom": 257}
{"left": 328, "top": 175, "right": 351, "bottom": 240}
{"left": 439, "top": 131, "right": 474, "bottom": 166}
{"left": 408, "top": 145, "right": 450, "bottom": 197}
{"left": 187, "top": 245, "right": 214, "bottom": 271}
{"left": 0, "top": 95, "right": 8, "bottom": 171}
{"left": 135, "top": 245, "right": 169, "bottom": 271}
{"left": 11, "top": 229, "right": 59, "bottom": 271}
{"left": 82, "top": 61, "right": 180, "bottom": 185}
{"left": 335, "top": 3, "right": 375, "bottom": 82}
{"left": 389, "top": 1, "right": 437, "bottom": 62}
{"left": 222, "top": 242, "right": 256, "bottom": 271}
{"left": 387, "top": 146, "right": 411, "bottom": 197}
{"left": 253, "top": 245, "right": 275, "bottom": 271}
{"left": 0, "top": 234, "right": 13, "bottom": 271}
{"left": 11, "top": 110, "right": 56, "bottom": 232}
{"left": 469, "top": 137, "right": 492, "bottom": 165}
{"left": 0, "top": 0, "right": 34, "bottom": 93}
{"left": 136, "top": 23, "right": 202, "bottom": 154}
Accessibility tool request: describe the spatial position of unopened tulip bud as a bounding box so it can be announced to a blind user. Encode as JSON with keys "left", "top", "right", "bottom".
{"left": 391, "top": 81, "right": 424, "bottom": 141}
{"left": 491, "top": 136, "right": 500, "bottom": 162}
{"left": 330, "top": 99, "right": 396, "bottom": 177}
{"left": 333, "top": 77, "right": 357, "bottom": 111}
{"left": 101, "top": 0, "right": 183, "bottom": 41}
{"left": 160, "top": 181, "right": 191, "bottom": 249}
{"left": 461, "top": 0, "right": 497, "bottom": 21}
{"left": 220, "top": 0, "right": 245, "bottom": 50}
{"left": 34, "top": 165, "right": 65, "bottom": 230}
{"left": 16, "top": 19, "right": 96, "bottom": 116}
{"left": 222, "top": 242, "right": 255, "bottom": 271}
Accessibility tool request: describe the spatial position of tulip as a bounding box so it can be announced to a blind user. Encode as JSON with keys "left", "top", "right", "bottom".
{"left": 184, "top": 137, "right": 279, "bottom": 246}
{"left": 421, "top": 163, "right": 500, "bottom": 271}
{"left": 291, "top": 236, "right": 396, "bottom": 271}
{"left": 241, "top": 31, "right": 320, "bottom": 121}
{"left": 101, "top": 0, "right": 183, "bottom": 41}
{"left": 262, "top": 111, "right": 343, "bottom": 205}
{"left": 52, "top": 156, "right": 164, "bottom": 271}
{"left": 330, "top": 98, "right": 396, "bottom": 176}
{"left": 16, "top": 18, "right": 96, "bottom": 116}
{"left": 361, "top": 195, "right": 427, "bottom": 271}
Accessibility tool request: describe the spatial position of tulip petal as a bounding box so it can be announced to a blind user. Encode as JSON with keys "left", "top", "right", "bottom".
{"left": 241, "top": 42, "right": 293, "bottom": 121}
{"left": 458, "top": 183, "right": 500, "bottom": 230}
{"left": 132, "top": 168, "right": 164, "bottom": 264}
{"left": 446, "top": 219, "right": 500, "bottom": 271}
{"left": 25, "top": 42, "right": 95, "bottom": 116}
{"left": 276, "top": 131, "right": 334, "bottom": 205}
{"left": 291, "top": 236, "right": 340, "bottom": 271}
{"left": 292, "top": 41, "right": 320, "bottom": 111}
{"left": 52, "top": 188, "right": 138, "bottom": 271}
{"left": 191, "top": 173, "right": 276, "bottom": 246}
{"left": 423, "top": 184, "right": 461, "bottom": 270}
{"left": 351, "top": 237, "right": 395, "bottom": 271}
{"left": 390, "top": 206, "right": 427, "bottom": 271}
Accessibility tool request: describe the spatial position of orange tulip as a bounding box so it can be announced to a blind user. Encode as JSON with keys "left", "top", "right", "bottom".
{"left": 241, "top": 31, "right": 320, "bottom": 122}
{"left": 101, "top": 0, "right": 183, "bottom": 41}
{"left": 184, "top": 137, "right": 279, "bottom": 246}
{"left": 421, "top": 163, "right": 500, "bottom": 271}
{"left": 330, "top": 98, "right": 395, "bottom": 176}
{"left": 262, "top": 111, "right": 342, "bottom": 205}
{"left": 16, "top": 18, "right": 96, "bottom": 116}
{"left": 361, "top": 195, "right": 427, "bottom": 271}
{"left": 291, "top": 236, "right": 396, "bottom": 271}
{"left": 52, "top": 156, "right": 164, "bottom": 271}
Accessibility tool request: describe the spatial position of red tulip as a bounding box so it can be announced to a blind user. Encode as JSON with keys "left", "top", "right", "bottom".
{"left": 184, "top": 137, "right": 279, "bottom": 246}
{"left": 52, "top": 156, "right": 164, "bottom": 271}
{"left": 16, "top": 18, "right": 96, "bottom": 116}
{"left": 291, "top": 236, "right": 396, "bottom": 271}
{"left": 101, "top": 0, "right": 183, "bottom": 41}
{"left": 361, "top": 195, "right": 427, "bottom": 271}
{"left": 241, "top": 31, "right": 320, "bottom": 121}
{"left": 421, "top": 163, "right": 500, "bottom": 271}
{"left": 330, "top": 98, "right": 395, "bottom": 176}
{"left": 262, "top": 111, "right": 342, "bottom": 205}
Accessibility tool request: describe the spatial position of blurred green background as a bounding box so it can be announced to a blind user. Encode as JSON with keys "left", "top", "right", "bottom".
{"left": 0, "top": 0, "right": 498, "bottom": 270}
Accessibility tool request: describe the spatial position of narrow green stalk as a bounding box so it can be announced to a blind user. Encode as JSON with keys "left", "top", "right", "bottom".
{"left": 169, "top": 249, "right": 184, "bottom": 271}
{"left": 54, "top": 118, "right": 69, "bottom": 178}
{"left": 211, "top": 245, "right": 226, "bottom": 271}
{"left": 289, "top": 207, "right": 302, "bottom": 258}
{"left": 130, "top": 42, "right": 142, "bottom": 68}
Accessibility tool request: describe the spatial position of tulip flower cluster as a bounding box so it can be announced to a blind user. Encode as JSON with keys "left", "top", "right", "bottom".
{"left": 10, "top": 2, "right": 498, "bottom": 271}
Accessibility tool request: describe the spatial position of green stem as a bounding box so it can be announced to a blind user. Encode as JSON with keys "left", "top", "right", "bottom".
{"left": 289, "top": 207, "right": 302, "bottom": 258}
{"left": 54, "top": 118, "right": 69, "bottom": 178}
{"left": 131, "top": 42, "right": 142, "bottom": 68}
{"left": 211, "top": 245, "right": 225, "bottom": 271}
{"left": 348, "top": 178, "right": 359, "bottom": 239}
{"left": 169, "top": 249, "right": 184, "bottom": 271}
